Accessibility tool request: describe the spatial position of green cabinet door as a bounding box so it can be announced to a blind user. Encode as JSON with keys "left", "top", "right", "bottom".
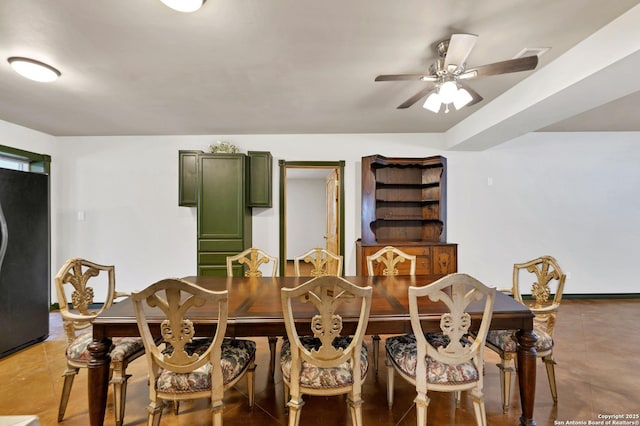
{"left": 247, "top": 151, "right": 272, "bottom": 207}
{"left": 198, "top": 154, "right": 246, "bottom": 239}
{"left": 197, "top": 154, "right": 252, "bottom": 274}
{"left": 178, "top": 150, "right": 202, "bottom": 206}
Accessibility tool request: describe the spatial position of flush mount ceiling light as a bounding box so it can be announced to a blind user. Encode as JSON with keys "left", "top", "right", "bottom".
{"left": 160, "top": 0, "right": 206, "bottom": 12}
{"left": 7, "top": 57, "right": 61, "bottom": 82}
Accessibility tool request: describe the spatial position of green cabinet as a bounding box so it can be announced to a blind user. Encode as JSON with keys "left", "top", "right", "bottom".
{"left": 179, "top": 149, "right": 272, "bottom": 276}
{"left": 197, "top": 154, "right": 252, "bottom": 276}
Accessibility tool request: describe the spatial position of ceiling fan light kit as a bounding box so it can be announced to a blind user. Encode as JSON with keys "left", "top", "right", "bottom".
{"left": 375, "top": 33, "right": 539, "bottom": 113}
{"left": 422, "top": 81, "right": 474, "bottom": 113}
{"left": 7, "top": 57, "right": 61, "bottom": 82}
{"left": 160, "top": 0, "right": 206, "bottom": 12}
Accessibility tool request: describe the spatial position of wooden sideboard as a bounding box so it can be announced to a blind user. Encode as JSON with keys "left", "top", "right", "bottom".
{"left": 357, "top": 154, "right": 457, "bottom": 276}
{"left": 355, "top": 240, "right": 457, "bottom": 276}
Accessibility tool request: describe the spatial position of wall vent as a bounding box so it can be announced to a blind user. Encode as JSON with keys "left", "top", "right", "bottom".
{"left": 514, "top": 47, "right": 550, "bottom": 59}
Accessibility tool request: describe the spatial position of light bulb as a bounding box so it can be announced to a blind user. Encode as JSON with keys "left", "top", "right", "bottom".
{"left": 422, "top": 92, "right": 442, "bottom": 113}
{"left": 438, "top": 81, "right": 458, "bottom": 104}
{"left": 453, "top": 88, "right": 473, "bottom": 110}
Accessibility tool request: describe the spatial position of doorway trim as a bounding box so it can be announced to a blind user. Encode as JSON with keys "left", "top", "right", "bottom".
{"left": 278, "top": 160, "right": 345, "bottom": 276}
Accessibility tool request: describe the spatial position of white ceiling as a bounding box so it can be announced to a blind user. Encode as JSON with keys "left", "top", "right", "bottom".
{"left": 1, "top": 1, "right": 639, "bottom": 150}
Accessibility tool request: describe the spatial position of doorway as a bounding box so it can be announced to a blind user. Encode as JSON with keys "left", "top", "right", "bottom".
{"left": 278, "top": 160, "right": 345, "bottom": 276}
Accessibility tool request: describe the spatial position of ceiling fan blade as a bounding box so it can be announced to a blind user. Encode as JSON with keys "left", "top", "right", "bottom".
{"left": 375, "top": 74, "right": 437, "bottom": 82}
{"left": 457, "top": 81, "right": 483, "bottom": 106}
{"left": 443, "top": 33, "right": 478, "bottom": 72}
{"left": 460, "top": 55, "right": 539, "bottom": 79}
{"left": 397, "top": 86, "right": 435, "bottom": 109}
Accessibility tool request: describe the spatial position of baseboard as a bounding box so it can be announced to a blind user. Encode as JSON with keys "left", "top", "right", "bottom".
{"left": 562, "top": 293, "right": 640, "bottom": 299}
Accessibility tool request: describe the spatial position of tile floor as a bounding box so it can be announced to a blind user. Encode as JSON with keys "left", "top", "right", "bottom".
{"left": 1, "top": 298, "right": 639, "bottom": 425}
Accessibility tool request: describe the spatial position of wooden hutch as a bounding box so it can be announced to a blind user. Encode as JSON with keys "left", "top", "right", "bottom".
{"left": 355, "top": 154, "right": 457, "bottom": 276}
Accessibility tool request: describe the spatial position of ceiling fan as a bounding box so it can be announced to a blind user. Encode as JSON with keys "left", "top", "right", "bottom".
{"left": 375, "top": 33, "right": 539, "bottom": 113}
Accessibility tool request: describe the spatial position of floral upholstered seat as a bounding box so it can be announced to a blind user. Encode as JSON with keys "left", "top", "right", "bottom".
{"left": 280, "top": 336, "right": 368, "bottom": 389}
{"left": 486, "top": 323, "right": 554, "bottom": 354}
{"left": 280, "top": 276, "right": 372, "bottom": 426}
{"left": 55, "top": 258, "right": 145, "bottom": 426}
{"left": 485, "top": 256, "right": 566, "bottom": 413}
{"left": 157, "top": 338, "right": 256, "bottom": 393}
{"left": 65, "top": 331, "right": 144, "bottom": 363}
{"left": 385, "top": 333, "right": 478, "bottom": 385}
{"left": 132, "top": 278, "right": 256, "bottom": 426}
{"left": 385, "top": 273, "right": 496, "bottom": 426}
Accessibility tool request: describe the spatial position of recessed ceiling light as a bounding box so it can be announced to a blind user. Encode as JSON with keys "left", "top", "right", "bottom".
{"left": 160, "top": 0, "right": 206, "bottom": 12}
{"left": 7, "top": 57, "right": 61, "bottom": 82}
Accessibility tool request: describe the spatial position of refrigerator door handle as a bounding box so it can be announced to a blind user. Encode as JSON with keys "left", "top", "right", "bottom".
{"left": 0, "top": 201, "right": 7, "bottom": 273}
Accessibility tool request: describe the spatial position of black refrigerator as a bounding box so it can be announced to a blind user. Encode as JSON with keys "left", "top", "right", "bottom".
{"left": 0, "top": 167, "right": 50, "bottom": 358}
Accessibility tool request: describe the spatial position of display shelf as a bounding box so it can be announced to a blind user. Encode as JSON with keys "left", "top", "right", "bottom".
{"left": 358, "top": 154, "right": 456, "bottom": 277}
{"left": 361, "top": 154, "right": 447, "bottom": 244}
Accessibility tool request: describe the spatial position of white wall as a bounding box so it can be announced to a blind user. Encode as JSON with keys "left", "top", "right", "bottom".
{"left": 448, "top": 131, "right": 640, "bottom": 292}
{"left": 5, "top": 126, "right": 639, "bottom": 298}
{"left": 286, "top": 177, "right": 326, "bottom": 258}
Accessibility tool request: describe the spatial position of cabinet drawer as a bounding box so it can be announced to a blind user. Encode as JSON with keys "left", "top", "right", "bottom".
{"left": 414, "top": 254, "right": 433, "bottom": 275}
{"left": 199, "top": 239, "right": 244, "bottom": 252}
{"left": 197, "top": 265, "right": 228, "bottom": 277}
{"left": 392, "top": 246, "right": 430, "bottom": 256}
{"left": 198, "top": 252, "right": 237, "bottom": 265}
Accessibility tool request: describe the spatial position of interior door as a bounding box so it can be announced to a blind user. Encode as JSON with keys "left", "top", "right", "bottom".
{"left": 325, "top": 169, "right": 339, "bottom": 255}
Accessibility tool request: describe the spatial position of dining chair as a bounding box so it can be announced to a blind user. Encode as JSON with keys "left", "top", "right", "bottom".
{"left": 131, "top": 278, "right": 256, "bottom": 426}
{"left": 280, "top": 275, "right": 372, "bottom": 426}
{"left": 366, "top": 245, "right": 416, "bottom": 276}
{"left": 385, "top": 273, "right": 496, "bottom": 426}
{"left": 366, "top": 245, "right": 417, "bottom": 372}
{"left": 54, "top": 258, "right": 145, "bottom": 426}
{"left": 485, "top": 255, "right": 566, "bottom": 413}
{"left": 226, "top": 247, "right": 279, "bottom": 378}
{"left": 226, "top": 247, "right": 278, "bottom": 277}
{"left": 293, "top": 247, "right": 343, "bottom": 277}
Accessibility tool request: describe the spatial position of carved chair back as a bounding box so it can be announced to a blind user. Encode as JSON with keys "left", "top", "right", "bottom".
{"left": 409, "top": 273, "right": 495, "bottom": 375}
{"left": 510, "top": 255, "right": 566, "bottom": 336}
{"left": 281, "top": 275, "right": 372, "bottom": 370}
{"left": 132, "top": 278, "right": 228, "bottom": 376}
{"left": 226, "top": 247, "right": 278, "bottom": 277}
{"left": 54, "top": 258, "right": 124, "bottom": 344}
{"left": 366, "top": 245, "right": 416, "bottom": 276}
{"left": 293, "top": 247, "right": 343, "bottom": 277}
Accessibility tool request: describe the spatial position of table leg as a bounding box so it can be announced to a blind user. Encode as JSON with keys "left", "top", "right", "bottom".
{"left": 517, "top": 329, "right": 537, "bottom": 426}
{"left": 88, "top": 337, "right": 112, "bottom": 426}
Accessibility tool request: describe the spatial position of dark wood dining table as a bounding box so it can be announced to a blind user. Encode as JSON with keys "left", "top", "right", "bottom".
{"left": 88, "top": 275, "right": 538, "bottom": 426}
